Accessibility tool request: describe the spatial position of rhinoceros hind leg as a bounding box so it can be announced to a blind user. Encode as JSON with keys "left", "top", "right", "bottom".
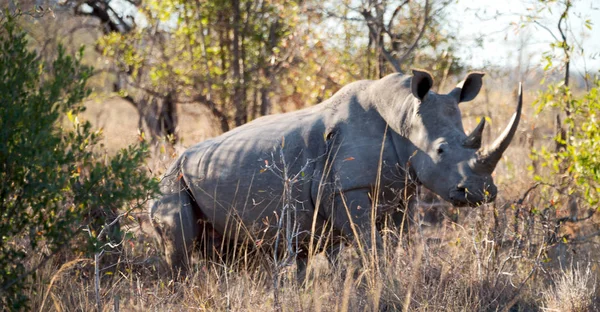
{"left": 150, "top": 172, "right": 207, "bottom": 276}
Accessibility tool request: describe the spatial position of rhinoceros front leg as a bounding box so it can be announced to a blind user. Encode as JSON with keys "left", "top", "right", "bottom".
{"left": 331, "top": 190, "right": 384, "bottom": 257}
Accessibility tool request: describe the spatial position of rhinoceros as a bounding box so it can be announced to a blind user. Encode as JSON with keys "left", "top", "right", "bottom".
{"left": 147, "top": 70, "right": 522, "bottom": 274}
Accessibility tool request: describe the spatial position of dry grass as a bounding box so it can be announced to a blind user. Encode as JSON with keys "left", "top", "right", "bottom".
{"left": 542, "top": 264, "right": 598, "bottom": 312}
{"left": 26, "top": 198, "right": 600, "bottom": 311}
{"left": 23, "top": 88, "right": 600, "bottom": 311}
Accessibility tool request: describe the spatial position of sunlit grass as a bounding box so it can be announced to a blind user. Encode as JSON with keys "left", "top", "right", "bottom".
{"left": 23, "top": 88, "right": 600, "bottom": 311}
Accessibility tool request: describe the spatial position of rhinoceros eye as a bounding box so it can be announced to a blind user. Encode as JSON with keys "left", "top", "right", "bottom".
{"left": 436, "top": 143, "right": 448, "bottom": 156}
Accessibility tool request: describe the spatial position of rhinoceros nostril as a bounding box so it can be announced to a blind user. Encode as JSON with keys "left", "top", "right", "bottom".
{"left": 456, "top": 186, "right": 467, "bottom": 194}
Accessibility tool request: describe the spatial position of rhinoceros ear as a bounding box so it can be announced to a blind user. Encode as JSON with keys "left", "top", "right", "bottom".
{"left": 450, "top": 72, "right": 484, "bottom": 103}
{"left": 411, "top": 69, "right": 433, "bottom": 101}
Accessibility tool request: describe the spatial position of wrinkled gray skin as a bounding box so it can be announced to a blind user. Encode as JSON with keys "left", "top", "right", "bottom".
{"left": 148, "top": 70, "right": 522, "bottom": 274}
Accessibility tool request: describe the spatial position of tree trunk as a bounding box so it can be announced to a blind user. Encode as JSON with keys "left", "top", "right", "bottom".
{"left": 260, "top": 85, "right": 271, "bottom": 116}
{"left": 160, "top": 92, "right": 178, "bottom": 141}
{"left": 556, "top": 0, "right": 571, "bottom": 152}
{"left": 232, "top": 0, "right": 247, "bottom": 126}
{"left": 378, "top": 31, "right": 385, "bottom": 78}
{"left": 218, "top": 12, "right": 229, "bottom": 119}
{"left": 78, "top": 1, "right": 180, "bottom": 144}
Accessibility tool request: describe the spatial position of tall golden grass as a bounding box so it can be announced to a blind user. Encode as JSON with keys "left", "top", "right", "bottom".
{"left": 26, "top": 197, "right": 600, "bottom": 311}
{"left": 27, "top": 88, "right": 600, "bottom": 311}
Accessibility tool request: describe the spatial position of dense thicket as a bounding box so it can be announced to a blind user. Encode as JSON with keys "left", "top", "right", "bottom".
{"left": 0, "top": 15, "right": 158, "bottom": 309}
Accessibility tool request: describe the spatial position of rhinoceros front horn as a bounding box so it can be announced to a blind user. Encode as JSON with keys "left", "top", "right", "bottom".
{"left": 474, "top": 82, "right": 523, "bottom": 173}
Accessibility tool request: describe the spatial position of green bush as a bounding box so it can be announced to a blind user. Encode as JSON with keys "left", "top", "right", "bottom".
{"left": 0, "top": 15, "right": 158, "bottom": 310}
{"left": 532, "top": 77, "right": 600, "bottom": 207}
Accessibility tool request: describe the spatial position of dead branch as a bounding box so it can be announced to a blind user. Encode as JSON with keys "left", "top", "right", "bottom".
{"left": 395, "top": 0, "right": 430, "bottom": 67}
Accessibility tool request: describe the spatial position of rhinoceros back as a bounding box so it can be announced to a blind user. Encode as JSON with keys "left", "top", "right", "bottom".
{"left": 179, "top": 107, "right": 332, "bottom": 240}
{"left": 177, "top": 79, "right": 381, "bottom": 242}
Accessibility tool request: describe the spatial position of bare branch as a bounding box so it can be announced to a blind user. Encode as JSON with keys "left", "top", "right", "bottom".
{"left": 516, "top": 183, "right": 541, "bottom": 205}
{"left": 362, "top": 9, "right": 403, "bottom": 73}
{"left": 188, "top": 94, "right": 230, "bottom": 133}
{"left": 396, "top": 0, "right": 430, "bottom": 66}
{"left": 126, "top": 81, "right": 166, "bottom": 98}
{"left": 554, "top": 209, "right": 595, "bottom": 226}
{"left": 532, "top": 20, "right": 560, "bottom": 42}
{"left": 387, "top": 0, "right": 410, "bottom": 31}
{"left": 569, "top": 229, "right": 600, "bottom": 244}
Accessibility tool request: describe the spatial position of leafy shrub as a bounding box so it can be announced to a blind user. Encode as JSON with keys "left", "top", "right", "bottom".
{"left": 0, "top": 14, "right": 158, "bottom": 310}
{"left": 531, "top": 78, "right": 600, "bottom": 208}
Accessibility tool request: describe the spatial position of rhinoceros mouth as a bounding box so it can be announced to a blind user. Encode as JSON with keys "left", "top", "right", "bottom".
{"left": 448, "top": 187, "right": 496, "bottom": 207}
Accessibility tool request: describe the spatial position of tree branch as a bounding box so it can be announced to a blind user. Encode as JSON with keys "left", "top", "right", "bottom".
{"left": 532, "top": 20, "right": 559, "bottom": 42}
{"left": 387, "top": 0, "right": 410, "bottom": 31}
{"left": 361, "top": 9, "right": 403, "bottom": 73}
{"left": 179, "top": 94, "right": 230, "bottom": 133}
{"left": 396, "top": 0, "right": 430, "bottom": 66}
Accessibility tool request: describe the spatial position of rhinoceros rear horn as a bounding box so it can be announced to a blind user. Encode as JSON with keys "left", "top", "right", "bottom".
{"left": 475, "top": 83, "right": 523, "bottom": 173}
{"left": 411, "top": 69, "right": 433, "bottom": 100}
{"left": 463, "top": 117, "right": 485, "bottom": 149}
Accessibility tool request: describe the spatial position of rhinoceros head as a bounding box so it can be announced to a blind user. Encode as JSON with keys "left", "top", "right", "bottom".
{"left": 405, "top": 70, "right": 522, "bottom": 206}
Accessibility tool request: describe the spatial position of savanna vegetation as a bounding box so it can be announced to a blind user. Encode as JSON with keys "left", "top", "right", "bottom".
{"left": 1, "top": 0, "right": 599, "bottom": 311}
